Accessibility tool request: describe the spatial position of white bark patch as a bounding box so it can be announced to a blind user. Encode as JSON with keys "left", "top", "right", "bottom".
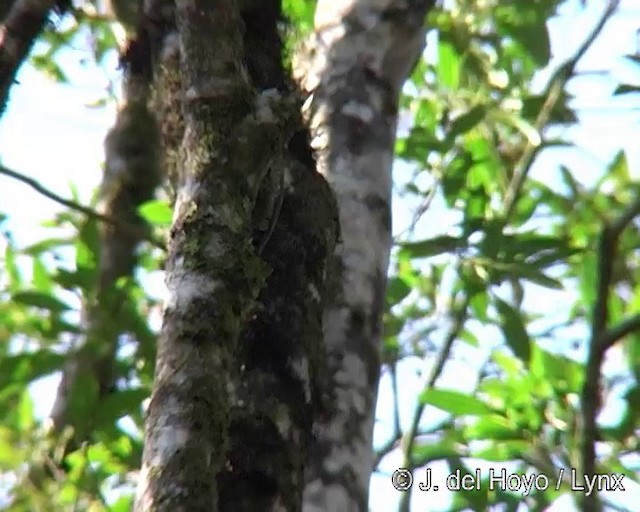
{"left": 303, "top": 482, "right": 350, "bottom": 512}
{"left": 172, "top": 176, "right": 197, "bottom": 223}
{"left": 307, "top": 283, "right": 321, "bottom": 303}
{"left": 184, "top": 77, "right": 236, "bottom": 100}
{"left": 134, "top": 464, "right": 153, "bottom": 511}
{"left": 165, "top": 268, "right": 219, "bottom": 313}
{"left": 254, "top": 88, "right": 282, "bottom": 123}
{"left": 151, "top": 425, "right": 190, "bottom": 467}
{"left": 290, "top": 357, "right": 312, "bottom": 403}
{"left": 341, "top": 101, "right": 375, "bottom": 123}
{"left": 160, "top": 32, "right": 180, "bottom": 62}
{"left": 274, "top": 405, "right": 292, "bottom": 438}
{"left": 301, "top": 1, "right": 429, "bottom": 509}
{"left": 335, "top": 353, "right": 367, "bottom": 390}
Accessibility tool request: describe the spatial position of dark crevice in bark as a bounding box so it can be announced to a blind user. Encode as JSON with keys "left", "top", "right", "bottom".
{"left": 214, "top": 2, "right": 339, "bottom": 511}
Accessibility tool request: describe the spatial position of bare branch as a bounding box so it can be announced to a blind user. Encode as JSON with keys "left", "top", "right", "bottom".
{"left": 602, "top": 314, "right": 640, "bottom": 350}
{"left": 0, "top": 163, "right": 165, "bottom": 249}
{"left": 610, "top": 194, "right": 640, "bottom": 239}
{"left": 398, "top": 292, "right": 470, "bottom": 512}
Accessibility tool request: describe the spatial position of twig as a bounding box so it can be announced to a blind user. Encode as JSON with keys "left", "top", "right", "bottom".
{"left": 390, "top": 361, "right": 402, "bottom": 442}
{"left": 394, "top": 181, "right": 439, "bottom": 242}
{"left": 503, "top": 0, "right": 621, "bottom": 220}
{"left": 580, "top": 192, "right": 640, "bottom": 512}
{"left": 398, "top": 292, "right": 470, "bottom": 512}
{"left": 373, "top": 362, "right": 403, "bottom": 467}
{"left": 602, "top": 314, "right": 640, "bottom": 349}
{"left": 0, "top": 164, "right": 165, "bottom": 250}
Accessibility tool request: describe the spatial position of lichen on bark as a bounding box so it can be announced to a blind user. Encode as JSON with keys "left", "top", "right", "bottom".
{"left": 136, "top": 1, "right": 339, "bottom": 511}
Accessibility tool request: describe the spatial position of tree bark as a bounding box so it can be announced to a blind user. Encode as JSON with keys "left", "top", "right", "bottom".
{"left": 299, "top": 1, "right": 434, "bottom": 510}
{"left": 135, "top": 2, "right": 339, "bottom": 510}
{"left": 136, "top": 0, "right": 432, "bottom": 509}
{"left": 0, "top": 0, "right": 59, "bottom": 116}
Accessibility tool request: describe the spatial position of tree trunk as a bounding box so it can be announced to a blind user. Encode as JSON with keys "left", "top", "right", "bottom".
{"left": 135, "top": 1, "right": 337, "bottom": 510}
{"left": 300, "top": 1, "right": 434, "bottom": 510}
{"left": 0, "top": 0, "right": 59, "bottom": 116}
{"left": 48, "top": 0, "right": 160, "bottom": 453}
{"left": 136, "top": 1, "right": 432, "bottom": 510}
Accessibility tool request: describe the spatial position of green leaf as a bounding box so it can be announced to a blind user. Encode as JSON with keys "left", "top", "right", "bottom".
{"left": 613, "top": 84, "right": 640, "bottom": 95}
{"left": 283, "top": 0, "right": 316, "bottom": 32}
{"left": 471, "top": 440, "right": 529, "bottom": 461}
{"left": 411, "top": 436, "right": 461, "bottom": 465}
{"left": 495, "top": 4, "right": 551, "bottom": 66}
{"left": 449, "top": 105, "right": 486, "bottom": 139}
{"left": 606, "top": 150, "right": 630, "bottom": 183}
{"left": 529, "top": 345, "right": 583, "bottom": 394}
{"left": 465, "top": 415, "right": 520, "bottom": 441}
{"left": 32, "top": 257, "right": 52, "bottom": 293}
{"left": 437, "top": 39, "right": 461, "bottom": 89}
{"left": 21, "top": 237, "right": 72, "bottom": 255}
{"left": 490, "top": 261, "right": 564, "bottom": 290}
{"left": 0, "top": 351, "right": 65, "bottom": 386}
{"left": 55, "top": 267, "right": 95, "bottom": 291}
{"left": 138, "top": 200, "right": 173, "bottom": 227}
{"left": 64, "top": 372, "right": 100, "bottom": 430}
{"left": 11, "top": 290, "right": 70, "bottom": 313}
{"left": 94, "top": 389, "right": 149, "bottom": 425}
{"left": 3, "top": 242, "right": 22, "bottom": 288}
{"left": 30, "top": 54, "right": 69, "bottom": 82}
{"left": 470, "top": 291, "right": 489, "bottom": 322}
{"left": 495, "top": 298, "right": 531, "bottom": 363}
{"left": 110, "top": 495, "right": 135, "bottom": 512}
{"left": 90, "top": 21, "right": 118, "bottom": 64}
{"left": 579, "top": 252, "right": 598, "bottom": 311}
{"left": 421, "top": 389, "right": 493, "bottom": 416}
{"left": 400, "top": 235, "right": 466, "bottom": 258}
{"left": 442, "top": 153, "right": 473, "bottom": 207}
{"left": 16, "top": 391, "right": 34, "bottom": 431}
{"left": 460, "top": 329, "right": 480, "bottom": 347}
{"left": 386, "top": 276, "right": 412, "bottom": 307}
{"left": 559, "top": 165, "right": 579, "bottom": 198}
{"left": 76, "top": 218, "right": 100, "bottom": 269}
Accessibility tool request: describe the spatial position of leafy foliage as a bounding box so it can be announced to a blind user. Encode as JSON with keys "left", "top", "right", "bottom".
{"left": 380, "top": 0, "right": 640, "bottom": 510}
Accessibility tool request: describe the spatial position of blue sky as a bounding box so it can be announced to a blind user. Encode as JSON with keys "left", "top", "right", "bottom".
{"left": 1, "top": 0, "right": 640, "bottom": 510}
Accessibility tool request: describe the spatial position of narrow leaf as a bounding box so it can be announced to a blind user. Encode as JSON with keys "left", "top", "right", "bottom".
{"left": 421, "top": 389, "right": 493, "bottom": 416}
{"left": 11, "top": 291, "right": 70, "bottom": 313}
{"left": 495, "top": 298, "right": 531, "bottom": 363}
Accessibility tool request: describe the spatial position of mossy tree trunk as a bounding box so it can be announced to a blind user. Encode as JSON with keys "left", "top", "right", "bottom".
{"left": 135, "top": 1, "right": 432, "bottom": 510}
{"left": 135, "top": 1, "right": 337, "bottom": 510}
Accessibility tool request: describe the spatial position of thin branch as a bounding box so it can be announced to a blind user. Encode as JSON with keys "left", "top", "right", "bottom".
{"left": 374, "top": 420, "right": 454, "bottom": 468}
{"left": 602, "top": 314, "right": 640, "bottom": 350}
{"left": 373, "top": 362, "right": 403, "bottom": 467}
{"left": 390, "top": 362, "right": 402, "bottom": 441}
{"left": 610, "top": 194, "right": 640, "bottom": 239}
{"left": 503, "top": 0, "right": 620, "bottom": 220}
{"left": 0, "top": 164, "right": 165, "bottom": 250}
{"left": 581, "top": 191, "right": 640, "bottom": 512}
{"left": 398, "top": 292, "right": 470, "bottom": 512}
{"left": 394, "top": 180, "right": 439, "bottom": 243}
{"left": 0, "top": 0, "right": 57, "bottom": 116}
